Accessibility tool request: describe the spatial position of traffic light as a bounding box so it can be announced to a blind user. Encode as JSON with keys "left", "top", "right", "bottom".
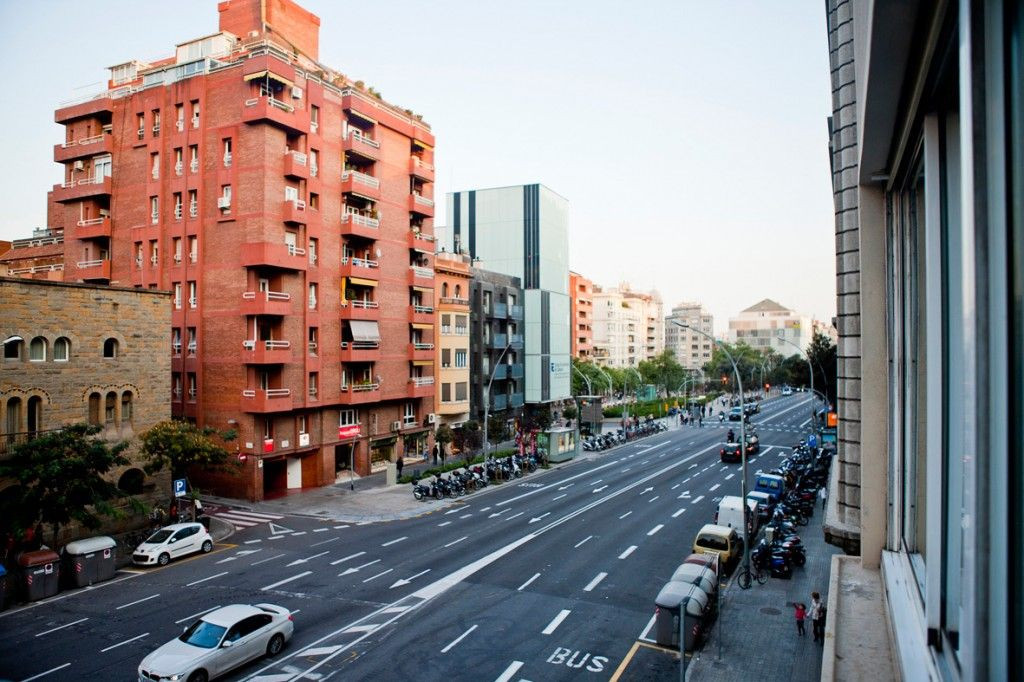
{"left": 721, "top": 376, "right": 727, "bottom": 384}
{"left": 765, "top": 383, "right": 770, "bottom": 391}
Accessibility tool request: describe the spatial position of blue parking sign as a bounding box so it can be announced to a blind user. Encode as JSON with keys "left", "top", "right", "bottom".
{"left": 173, "top": 478, "right": 187, "bottom": 498}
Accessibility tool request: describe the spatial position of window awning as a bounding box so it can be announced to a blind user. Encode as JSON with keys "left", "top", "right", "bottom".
{"left": 412, "top": 359, "right": 434, "bottom": 366}
{"left": 3, "top": 336, "right": 23, "bottom": 344}
{"left": 411, "top": 323, "right": 433, "bottom": 330}
{"left": 348, "top": 277, "right": 378, "bottom": 288}
{"left": 243, "top": 70, "right": 294, "bottom": 88}
{"left": 412, "top": 285, "right": 433, "bottom": 293}
{"left": 349, "top": 109, "right": 377, "bottom": 125}
{"left": 412, "top": 138, "right": 433, "bottom": 151}
{"left": 349, "top": 320, "right": 380, "bottom": 343}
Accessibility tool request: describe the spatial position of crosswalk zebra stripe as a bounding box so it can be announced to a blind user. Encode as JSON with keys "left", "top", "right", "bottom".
{"left": 215, "top": 509, "right": 284, "bottom": 521}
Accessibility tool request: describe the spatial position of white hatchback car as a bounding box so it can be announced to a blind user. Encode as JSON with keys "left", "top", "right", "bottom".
{"left": 138, "top": 603, "right": 293, "bottom": 682}
{"left": 132, "top": 522, "right": 213, "bottom": 566}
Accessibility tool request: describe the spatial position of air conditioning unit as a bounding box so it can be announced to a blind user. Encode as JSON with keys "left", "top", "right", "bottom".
{"left": 217, "top": 196, "right": 231, "bottom": 209}
{"left": 391, "top": 420, "right": 402, "bottom": 432}
{"left": 72, "top": 160, "right": 84, "bottom": 171}
{"left": 427, "top": 413, "right": 437, "bottom": 424}
{"left": 291, "top": 86, "right": 303, "bottom": 99}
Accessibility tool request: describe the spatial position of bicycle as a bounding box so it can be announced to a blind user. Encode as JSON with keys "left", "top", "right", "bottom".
{"left": 736, "top": 564, "right": 768, "bottom": 589}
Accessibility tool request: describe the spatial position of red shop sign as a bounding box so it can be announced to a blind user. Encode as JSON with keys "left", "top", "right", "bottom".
{"left": 338, "top": 425, "right": 361, "bottom": 439}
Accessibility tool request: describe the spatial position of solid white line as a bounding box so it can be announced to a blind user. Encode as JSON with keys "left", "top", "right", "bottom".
{"left": 363, "top": 568, "right": 394, "bottom": 583}
{"left": 175, "top": 605, "right": 221, "bottom": 624}
{"left": 116, "top": 593, "right": 160, "bottom": 610}
{"left": 381, "top": 536, "right": 408, "bottom": 547}
{"left": 261, "top": 571, "right": 312, "bottom": 591}
{"left": 438, "top": 521, "right": 452, "bottom": 527}
{"left": 444, "top": 536, "right": 468, "bottom": 548}
{"left": 329, "top": 551, "right": 366, "bottom": 566}
{"left": 35, "top": 617, "right": 88, "bottom": 637}
{"left": 517, "top": 573, "right": 540, "bottom": 591}
{"left": 647, "top": 524, "right": 664, "bottom": 536}
{"left": 494, "top": 661, "right": 524, "bottom": 682}
{"left": 311, "top": 536, "right": 340, "bottom": 548}
{"left": 252, "top": 553, "right": 286, "bottom": 566}
{"left": 100, "top": 632, "right": 149, "bottom": 652}
{"left": 460, "top": 514, "right": 472, "bottom": 519}
{"left": 542, "top": 609, "right": 571, "bottom": 635}
{"left": 574, "top": 535, "right": 593, "bottom": 548}
{"left": 244, "top": 539, "right": 262, "bottom": 544}
{"left": 583, "top": 572, "right": 607, "bottom": 592}
{"left": 619, "top": 511, "right": 632, "bottom": 519}
{"left": 619, "top": 545, "right": 638, "bottom": 559}
{"left": 672, "top": 508, "right": 686, "bottom": 518}
{"left": 187, "top": 571, "right": 228, "bottom": 586}
{"left": 692, "top": 495, "right": 705, "bottom": 503}
{"left": 800, "top": 417, "right": 812, "bottom": 427}
{"left": 441, "top": 624, "right": 478, "bottom": 653}
{"left": 710, "top": 483, "right": 720, "bottom": 492}
{"left": 639, "top": 613, "right": 658, "bottom": 642}
{"left": 22, "top": 663, "right": 71, "bottom": 680}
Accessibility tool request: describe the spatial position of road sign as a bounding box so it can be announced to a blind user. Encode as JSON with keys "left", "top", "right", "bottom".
{"left": 173, "top": 478, "right": 187, "bottom": 498}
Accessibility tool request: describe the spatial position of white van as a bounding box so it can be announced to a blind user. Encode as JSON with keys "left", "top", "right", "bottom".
{"left": 714, "top": 496, "right": 758, "bottom": 536}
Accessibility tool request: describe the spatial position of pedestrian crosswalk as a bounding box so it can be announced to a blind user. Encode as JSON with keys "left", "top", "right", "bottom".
{"left": 210, "top": 508, "right": 285, "bottom": 530}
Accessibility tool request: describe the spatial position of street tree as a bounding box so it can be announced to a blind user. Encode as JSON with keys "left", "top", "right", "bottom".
{"left": 487, "top": 413, "right": 509, "bottom": 445}
{"left": 806, "top": 331, "right": 838, "bottom": 406}
{"left": 139, "top": 420, "right": 237, "bottom": 492}
{"left": 0, "top": 423, "right": 135, "bottom": 548}
{"left": 434, "top": 423, "right": 453, "bottom": 458}
{"left": 638, "top": 350, "right": 686, "bottom": 397}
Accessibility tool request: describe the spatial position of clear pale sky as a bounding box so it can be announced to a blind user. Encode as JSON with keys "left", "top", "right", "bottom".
{"left": 0, "top": 0, "right": 835, "bottom": 335}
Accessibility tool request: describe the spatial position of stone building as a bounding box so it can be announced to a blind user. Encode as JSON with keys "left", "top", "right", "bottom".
{"left": 0, "top": 277, "right": 172, "bottom": 538}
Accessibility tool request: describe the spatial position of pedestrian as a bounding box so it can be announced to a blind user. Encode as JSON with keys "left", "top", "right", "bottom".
{"left": 793, "top": 602, "right": 807, "bottom": 636}
{"left": 432, "top": 442, "right": 439, "bottom": 466}
{"left": 396, "top": 456, "right": 404, "bottom": 479}
{"left": 193, "top": 497, "right": 203, "bottom": 522}
{"left": 810, "top": 592, "right": 826, "bottom": 642}
{"left": 169, "top": 500, "right": 179, "bottom": 525}
{"left": 820, "top": 484, "right": 828, "bottom": 510}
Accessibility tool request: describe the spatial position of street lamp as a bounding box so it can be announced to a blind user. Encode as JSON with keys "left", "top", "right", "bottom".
{"left": 482, "top": 342, "right": 512, "bottom": 460}
{"left": 778, "top": 337, "right": 818, "bottom": 429}
{"left": 670, "top": 321, "right": 751, "bottom": 584}
{"left": 571, "top": 363, "right": 593, "bottom": 437}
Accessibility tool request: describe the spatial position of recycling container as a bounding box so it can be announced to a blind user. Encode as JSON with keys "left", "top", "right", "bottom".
{"left": 63, "top": 536, "right": 117, "bottom": 587}
{"left": 670, "top": 563, "right": 717, "bottom": 596}
{"left": 683, "top": 552, "right": 719, "bottom": 575}
{"left": 17, "top": 549, "right": 60, "bottom": 602}
{"left": 654, "top": 581, "right": 709, "bottom": 650}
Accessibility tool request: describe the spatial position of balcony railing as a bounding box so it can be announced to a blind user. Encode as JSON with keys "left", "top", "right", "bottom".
{"left": 410, "top": 265, "right": 434, "bottom": 279}
{"left": 341, "top": 341, "right": 380, "bottom": 350}
{"left": 341, "top": 256, "right": 378, "bottom": 268}
{"left": 348, "top": 130, "right": 380, "bottom": 148}
{"left": 440, "top": 297, "right": 470, "bottom": 306}
{"left": 7, "top": 264, "right": 63, "bottom": 276}
{"left": 412, "top": 193, "right": 434, "bottom": 207}
{"left": 350, "top": 299, "right": 379, "bottom": 309}
{"left": 246, "top": 95, "right": 293, "bottom": 113}
{"left": 413, "top": 342, "right": 435, "bottom": 350}
{"left": 413, "top": 304, "right": 434, "bottom": 314}
{"left": 342, "top": 169, "right": 380, "bottom": 189}
{"left": 286, "top": 150, "right": 307, "bottom": 165}
{"left": 342, "top": 211, "right": 380, "bottom": 228}
{"left": 77, "top": 259, "right": 105, "bottom": 269}
{"left": 410, "top": 376, "right": 435, "bottom": 386}
{"left": 242, "top": 340, "right": 291, "bottom": 350}
{"left": 350, "top": 382, "right": 380, "bottom": 392}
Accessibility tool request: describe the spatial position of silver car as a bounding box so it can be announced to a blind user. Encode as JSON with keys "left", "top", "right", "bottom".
{"left": 138, "top": 603, "right": 294, "bottom": 682}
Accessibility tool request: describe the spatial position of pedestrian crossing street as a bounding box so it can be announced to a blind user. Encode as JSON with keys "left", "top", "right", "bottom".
{"left": 209, "top": 508, "right": 285, "bottom": 530}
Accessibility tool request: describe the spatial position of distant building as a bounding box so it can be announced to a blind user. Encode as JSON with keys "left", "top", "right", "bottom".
{"left": 469, "top": 269, "right": 525, "bottom": 422}
{"left": 727, "top": 299, "right": 813, "bottom": 354}
{"left": 434, "top": 251, "right": 472, "bottom": 428}
{"left": 0, "top": 277, "right": 171, "bottom": 540}
{"left": 0, "top": 228, "right": 65, "bottom": 281}
{"left": 664, "top": 302, "right": 714, "bottom": 371}
{"left": 591, "top": 283, "right": 663, "bottom": 367}
{"left": 569, "top": 271, "right": 593, "bottom": 359}
{"left": 444, "top": 184, "right": 570, "bottom": 405}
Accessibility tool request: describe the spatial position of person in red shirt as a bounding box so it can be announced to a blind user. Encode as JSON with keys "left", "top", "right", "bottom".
{"left": 793, "top": 602, "right": 807, "bottom": 637}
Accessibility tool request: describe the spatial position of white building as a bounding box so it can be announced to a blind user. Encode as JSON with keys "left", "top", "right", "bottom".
{"left": 442, "top": 184, "right": 571, "bottom": 404}
{"left": 591, "top": 283, "right": 663, "bottom": 367}
{"left": 664, "top": 302, "right": 714, "bottom": 370}
{"left": 728, "top": 299, "right": 814, "bottom": 354}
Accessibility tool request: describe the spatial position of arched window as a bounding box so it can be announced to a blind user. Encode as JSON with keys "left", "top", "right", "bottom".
{"left": 104, "top": 392, "right": 117, "bottom": 424}
{"left": 121, "top": 391, "right": 133, "bottom": 425}
{"left": 27, "top": 396, "right": 42, "bottom": 435}
{"left": 4, "top": 397, "right": 21, "bottom": 436}
{"left": 117, "top": 468, "right": 145, "bottom": 495}
{"left": 103, "top": 338, "right": 118, "bottom": 358}
{"left": 29, "top": 337, "right": 47, "bottom": 362}
{"left": 54, "top": 337, "right": 70, "bottom": 362}
{"left": 3, "top": 336, "right": 23, "bottom": 360}
{"left": 441, "top": 282, "right": 449, "bottom": 298}
{"left": 88, "top": 392, "right": 101, "bottom": 425}
{"left": 454, "top": 284, "right": 462, "bottom": 299}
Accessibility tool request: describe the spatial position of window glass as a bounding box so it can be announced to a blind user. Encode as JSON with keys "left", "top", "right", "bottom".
{"left": 180, "top": 620, "right": 226, "bottom": 649}
{"left": 29, "top": 337, "right": 46, "bottom": 361}
{"left": 103, "top": 338, "right": 118, "bottom": 358}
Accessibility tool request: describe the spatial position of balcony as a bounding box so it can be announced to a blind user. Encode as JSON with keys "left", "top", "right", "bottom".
{"left": 53, "top": 176, "right": 112, "bottom": 203}
{"left": 341, "top": 170, "right": 381, "bottom": 201}
{"left": 509, "top": 393, "right": 525, "bottom": 408}
{"left": 340, "top": 210, "right": 380, "bottom": 240}
{"left": 283, "top": 199, "right": 307, "bottom": 225}
{"left": 510, "top": 304, "right": 524, "bottom": 320}
{"left": 241, "top": 388, "right": 294, "bottom": 413}
{"left": 490, "top": 394, "right": 508, "bottom": 411}
{"left": 283, "top": 150, "right": 309, "bottom": 180}
{"left": 408, "top": 265, "right": 434, "bottom": 285}
{"left": 74, "top": 216, "right": 112, "bottom": 240}
{"left": 75, "top": 259, "right": 110, "bottom": 281}
{"left": 339, "top": 256, "right": 379, "bottom": 280}
{"left": 338, "top": 382, "right": 382, "bottom": 405}
{"left": 409, "top": 342, "right": 434, "bottom": 361}
{"left": 492, "top": 302, "right": 508, "bottom": 318}
{"left": 54, "top": 134, "right": 113, "bottom": 163}
{"left": 408, "top": 229, "right": 435, "bottom": 251}
{"left": 409, "top": 156, "right": 435, "bottom": 182}
{"left": 240, "top": 290, "right": 292, "bottom": 316}
{"left": 408, "top": 193, "right": 435, "bottom": 217}
{"left": 509, "top": 333, "right": 525, "bottom": 347}
{"left": 487, "top": 333, "right": 508, "bottom": 349}
{"left": 339, "top": 299, "right": 381, "bottom": 321}
{"left": 409, "top": 304, "right": 434, "bottom": 325}
{"left": 339, "top": 341, "right": 380, "bottom": 362}
{"left": 55, "top": 96, "right": 113, "bottom": 124}
{"left": 242, "top": 95, "right": 309, "bottom": 135}
{"left": 241, "top": 340, "right": 292, "bottom": 364}
{"left": 409, "top": 376, "right": 435, "bottom": 397}
{"left": 509, "top": 365, "right": 525, "bottom": 379}
{"left": 342, "top": 130, "right": 381, "bottom": 161}
{"left": 241, "top": 241, "right": 307, "bottom": 271}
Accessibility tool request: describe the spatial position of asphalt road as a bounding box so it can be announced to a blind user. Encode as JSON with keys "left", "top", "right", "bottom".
{"left": 0, "top": 394, "right": 817, "bottom": 682}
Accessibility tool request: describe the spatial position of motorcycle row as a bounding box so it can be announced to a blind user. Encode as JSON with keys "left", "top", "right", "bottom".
{"left": 411, "top": 453, "right": 539, "bottom": 501}
{"left": 748, "top": 441, "right": 833, "bottom": 582}
{"left": 582, "top": 417, "right": 668, "bottom": 452}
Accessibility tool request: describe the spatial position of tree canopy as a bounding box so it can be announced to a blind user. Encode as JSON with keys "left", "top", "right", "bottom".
{"left": 638, "top": 350, "right": 687, "bottom": 396}
{"left": 139, "top": 420, "right": 237, "bottom": 487}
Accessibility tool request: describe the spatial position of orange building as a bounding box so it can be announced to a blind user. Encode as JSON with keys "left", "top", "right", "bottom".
{"left": 50, "top": 0, "right": 436, "bottom": 500}
{"left": 569, "top": 271, "right": 593, "bottom": 359}
{"left": 434, "top": 251, "right": 472, "bottom": 428}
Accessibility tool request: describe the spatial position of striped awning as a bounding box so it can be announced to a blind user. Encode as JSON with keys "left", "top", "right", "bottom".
{"left": 348, "top": 277, "right": 378, "bottom": 287}
{"left": 412, "top": 285, "right": 433, "bottom": 293}
{"left": 412, "top": 359, "right": 434, "bottom": 366}
{"left": 243, "top": 70, "right": 295, "bottom": 88}
{"left": 410, "top": 323, "right": 433, "bottom": 330}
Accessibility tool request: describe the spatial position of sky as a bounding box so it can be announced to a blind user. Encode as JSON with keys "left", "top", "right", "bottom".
{"left": 0, "top": 0, "right": 836, "bottom": 336}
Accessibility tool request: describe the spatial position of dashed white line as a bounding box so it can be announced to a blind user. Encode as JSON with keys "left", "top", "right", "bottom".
{"left": 438, "top": 521, "right": 452, "bottom": 527}
{"left": 647, "top": 524, "right": 664, "bottom": 536}
{"left": 116, "top": 594, "right": 160, "bottom": 610}
{"left": 517, "top": 573, "right": 541, "bottom": 591}
{"left": 671, "top": 484, "right": 680, "bottom": 490}
{"left": 649, "top": 496, "right": 660, "bottom": 502}
{"left": 709, "top": 483, "right": 721, "bottom": 492}
{"left": 574, "top": 535, "right": 593, "bottom": 548}
{"left": 381, "top": 536, "right": 408, "bottom": 547}
{"left": 494, "top": 661, "right": 524, "bottom": 682}
{"left": 542, "top": 609, "right": 571, "bottom": 635}
{"left": 35, "top": 617, "right": 88, "bottom": 637}
{"left": 552, "top": 493, "right": 567, "bottom": 501}
{"left": 251, "top": 553, "right": 286, "bottom": 566}
{"left": 672, "top": 508, "right": 686, "bottom": 518}
{"left": 187, "top": 571, "right": 228, "bottom": 586}
{"left": 444, "top": 536, "right": 468, "bottom": 548}
{"left": 725, "top": 473, "right": 735, "bottom": 480}
{"left": 100, "top": 632, "right": 149, "bottom": 652}
{"left": 362, "top": 568, "right": 394, "bottom": 583}
{"left": 505, "top": 512, "right": 525, "bottom": 521}
{"left": 175, "top": 606, "right": 221, "bottom": 624}
{"left": 329, "top": 551, "right": 366, "bottom": 566}
{"left": 313, "top": 528, "right": 329, "bottom": 533}
{"left": 261, "top": 571, "right": 312, "bottom": 591}
{"left": 460, "top": 514, "right": 472, "bottom": 519}
{"left": 619, "top": 545, "right": 638, "bottom": 559}
{"left": 583, "top": 572, "right": 608, "bottom": 592}
{"left": 22, "top": 663, "right": 71, "bottom": 681}
{"left": 619, "top": 511, "right": 632, "bottom": 519}
{"left": 691, "top": 495, "right": 705, "bottom": 504}
{"left": 311, "top": 536, "right": 340, "bottom": 548}
{"left": 441, "top": 624, "right": 478, "bottom": 653}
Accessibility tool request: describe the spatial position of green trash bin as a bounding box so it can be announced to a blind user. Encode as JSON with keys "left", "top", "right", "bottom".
{"left": 63, "top": 536, "right": 117, "bottom": 588}
{"left": 17, "top": 549, "right": 60, "bottom": 602}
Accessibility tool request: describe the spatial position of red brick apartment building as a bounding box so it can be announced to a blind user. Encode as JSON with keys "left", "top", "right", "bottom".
{"left": 569, "top": 271, "right": 593, "bottom": 359}
{"left": 50, "top": 0, "right": 436, "bottom": 500}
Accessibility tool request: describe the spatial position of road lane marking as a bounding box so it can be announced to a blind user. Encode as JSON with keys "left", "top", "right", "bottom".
{"left": 505, "top": 512, "right": 524, "bottom": 521}
{"left": 529, "top": 512, "right": 551, "bottom": 524}
{"left": 692, "top": 495, "right": 705, "bottom": 504}
{"left": 261, "top": 571, "right": 312, "bottom": 591}
{"left": 244, "top": 539, "right": 262, "bottom": 544}
{"left": 441, "top": 624, "right": 478, "bottom": 653}
{"left": 517, "top": 573, "right": 541, "bottom": 591}
{"left": 445, "top": 508, "right": 463, "bottom": 515}
{"left": 304, "top": 646, "right": 343, "bottom": 656}
{"left": 495, "top": 460, "right": 619, "bottom": 506}
{"left": 438, "top": 521, "right": 452, "bottom": 527}
{"left": 542, "top": 609, "right": 571, "bottom": 635}
{"left": 552, "top": 493, "right": 567, "bottom": 501}
{"left": 672, "top": 508, "right": 686, "bottom": 518}
{"left": 495, "top": 661, "right": 524, "bottom": 682}
{"left": 619, "top": 546, "right": 638, "bottom": 559}
{"left": 647, "top": 525, "right": 664, "bottom": 536}
{"left": 649, "top": 495, "right": 660, "bottom": 502}
{"left": 390, "top": 569, "right": 431, "bottom": 588}
{"left": 287, "top": 550, "right": 330, "bottom": 566}
{"left": 710, "top": 483, "right": 721, "bottom": 491}
{"left": 330, "top": 551, "right": 366, "bottom": 566}
{"left": 725, "top": 473, "right": 735, "bottom": 480}
{"left": 334, "top": 525, "right": 349, "bottom": 530}
{"left": 619, "top": 511, "right": 632, "bottom": 519}
{"left": 175, "top": 606, "right": 221, "bottom": 624}
{"left": 363, "top": 568, "right": 394, "bottom": 583}
{"left": 290, "top": 531, "right": 307, "bottom": 536}
{"left": 593, "top": 485, "right": 608, "bottom": 493}
{"left": 488, "top": 509, "right": 509, "bottom": 518}
{"left": 116, "top": 593, "right": 160, "bottom": 610}
{"left": 35, "top": 617, "right": 88, "bottom": 637}
{"left": 100, "top": 632, "right": 149, "bottom": 652}
{"left": 574, "top": 535, "right": 593, "bottom": 548}
{"left": 252, "top": 553, "right": 286, "bottom": 566}
{"left": 21, "top": 663, "right": 71, "bottom": 681}
{"left": 444, "top": 536, "right": 468, "bottom": 548}
{"left": 382, "top": 536, "right": 408, "bottom": 547}
{"left": 583, "top": 572, "right": 607, "bottom": 592}
{"left": 340, "top": 559, "right": 381, "bottom": 576}
{"left": 639, "top": 487, "right": 653, "bottom": 495}
{"left": 671, "top": 484, "right": 680, "bottom": 490}
{"left": 187, "top": 571, "right": 229, "bottom": 586}
{"left": 313, "top": 528, "right": 328, "bottom": 533}
{"left": 311, "top": 536, "right": 341, "bottom": 548}
{"left": 460, "top": 514, "right": 472, "bottom": 519}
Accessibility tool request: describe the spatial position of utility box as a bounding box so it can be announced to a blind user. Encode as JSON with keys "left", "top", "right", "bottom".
{"left": 654, "top": 581, "right": 708, "bottom": 651}
{"left": 17, "top": 549, "right": 60, "bottom": 602}
{"left": 63, "top": 536, "right": 117, "bottom": 588}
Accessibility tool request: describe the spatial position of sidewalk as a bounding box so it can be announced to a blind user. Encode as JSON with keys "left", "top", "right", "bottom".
{"left": 687, "top": 500, "right": 839, "bottom": 682}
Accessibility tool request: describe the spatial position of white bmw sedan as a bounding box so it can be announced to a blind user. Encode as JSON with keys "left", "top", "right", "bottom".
{"left": 138, "top": 604, "right": 293, "bottom": 682}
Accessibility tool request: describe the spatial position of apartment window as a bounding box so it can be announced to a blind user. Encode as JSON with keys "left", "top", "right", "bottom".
{"left": 187, "top": 327, "right": 197, "bottom": 355}
{"left": 309, "top": 372, "right": 319, "bottom": 398}
{"left": 172, "top": 328, "right": 182, "bottom": 355}
{"left": 220, "top": 185, "right": 232, "bottom": 210}
{"left": 188, "top": 236, "right": 198, "bottom": 263}
{"left": 442, "top": 383, "right": 452, "bottom": 402}
{"left": 136, "top": 112, "right": 145, "bottom": 139}
{"left": 173, "top": 373, "right": 182, "bottom": 400}
{"left": 455, "top": 382, "right": 468, "bottom": 401}
{"left": 105, "top": 392, "right": 116, "bottom": 423}
{"left": 191, "top": 100, "right": 200, "bottom": 128}
{"left": 309, "top": 192, "right": 319, "bottom": 210}
{"left": 339, "top": 409, "right": 359, "bottom": 426}
{"left": 172, "top": 237, "right": 182, "bottom": 264}
{"left": 121, "top": 392, "right": 133, "bottom": 425}
{"left": 174, "top": 147, "right": 183, "bottom": 175}
{"left": 188, "top": 190, "right": 198, "bottom": 218}
{"left": 188, "top": 281, "right": 197, "bottom": 308}
{"left": 134, "top": 242, "right": 143, "bottom": 268}
{"left": 187, "top": 373, "right": 197, "bottom": 401}
{"left": 284, "top": 185, "right": 299, "bottom": 203}
{"left": 441, "top": 349, "right": 451, "bottom": 367}
{"left": 150, "top": 196, "right": 159, "bottom": 224}
{"left": 455, "top": 315, "right": 468, "bottom": 335}
{"left": 175, "top": 104, "right": 184, "bottom": 130}
{"left": 309, "top": 238, "right": 318, "bottom": 266}
{"left": 189, "top": 145, "right": 199, "bottom": 173}
{"left": 403, "top": 402, "right": 416, "bottom": 425}
{"left": 441, "top": 314, "right": 452, "bottom": 334}
{"left": 309, "top": 149, "right": 319, "bottom": 177}
{"left": 455, "top": 349, "right": 467, "bottom": 368}
{"left": 150, "top": 152, "right": 159, "bottom": 180}
{"left": 173, "top": 282, "right": 182, "bottom": 309}
{"left": 222, "top": 138, "right": 232, "bottom": 167}
{"left": 310, "top": 105, "right": 319, "bottom": 133}
{"left": 308, "top": 283, "right": 318, "bottom": 309}
{"left": 441, "top": 282, "right": 449, "bottom": 298}
{"left": 298, "top": 415, "right": 307, "bottom": 435}
{"left": 151, "top": 109, "right": 161, "bottom": 136}
{"left": 308, "top": 327, "right": 318, "bottom": 355}
{"left": 173, "top": 193, "right": 183, "bottom": 221}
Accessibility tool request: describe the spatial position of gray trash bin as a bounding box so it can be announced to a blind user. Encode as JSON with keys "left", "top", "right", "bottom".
{"left": 654, "top": 581, "right": 709, "bottom": 650}
{"left": 670, "top": 564, "right": 717, "bottom": 596}
{"left": 63, "top": 536, "right": 117, "bottom": 587}
{"left": 17, "top": 549, "right": 60, "bottom": 602}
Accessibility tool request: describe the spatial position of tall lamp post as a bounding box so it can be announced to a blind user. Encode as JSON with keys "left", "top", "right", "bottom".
{"left": 671, "top": 321, "right": 750, "bottom": 583}
{"left": 482, "top": 342, "right": 512, "bottom": 460}
{"left": 571, "top": 363, "right": 593, "bottom": 436}
{"left": 779, "top": 337, "right": 818, "bottom": 429}
{"left": 628, "top": 367, "right": 643, "bottom": 417}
